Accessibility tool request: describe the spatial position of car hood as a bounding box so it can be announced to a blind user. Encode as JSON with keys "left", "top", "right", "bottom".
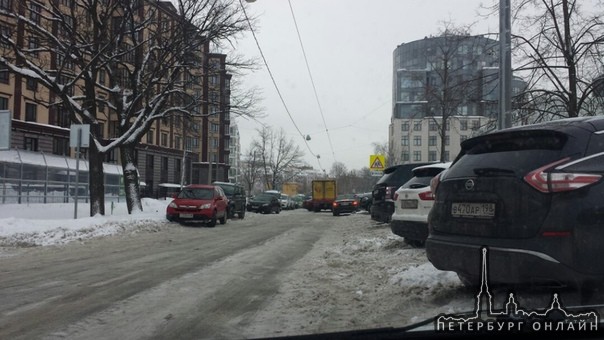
{"left": 172, "top": 199, "right": 213, "bottom": 206}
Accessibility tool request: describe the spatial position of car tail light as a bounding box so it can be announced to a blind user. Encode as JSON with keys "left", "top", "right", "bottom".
{"left": 168, "top": 202, "right": 178, "bottom": 208}
{"left": 524, "top": 158, "right": 602, "bottom": 193}
{"left": 430, "top": 173, "right": 441, "bottom": 196}
{"left": 332, "top": 202, "right": 339, "bottom": 208}
{"left": 393, "top": 192, "right": 399, "bottom": 201}
{"left": 418, "top": 190, "right": 435, "bottom": 201}
{"left": 353, "top": 200, "right": 358, "bottom": 206}
{"left": 385, "top": 186, "right": 393, "bottom": 198}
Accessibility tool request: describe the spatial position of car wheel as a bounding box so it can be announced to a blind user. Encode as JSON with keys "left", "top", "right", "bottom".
{"left": 407, "top": 239, "right": 425, "bottom": 248}
{"left": 219, "top": 212, "right": 227, "bottom": 225}
{"left": 333, "top": 211, "right": 339, "bottom": 216}
{"left": 275, "top": 207, "right": 280, "bottom": 214}
{"left": 239, "top": 211, "right": 245, "bottom": 219}
{"left": 207, "top": 212, "right": 217, "bottom": 228}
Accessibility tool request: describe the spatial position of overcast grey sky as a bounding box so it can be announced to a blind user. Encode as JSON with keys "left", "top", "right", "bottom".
{"left": 230, "top": 0, "right": 499, "bottom": 172}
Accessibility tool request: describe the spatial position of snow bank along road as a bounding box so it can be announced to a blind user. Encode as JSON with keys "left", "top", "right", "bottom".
{"left": 1, "top": 210, "right": 600, "bottom": 339}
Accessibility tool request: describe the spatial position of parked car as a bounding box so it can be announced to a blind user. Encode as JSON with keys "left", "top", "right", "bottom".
{"left": 426, "top": 117, "right": 604, "bottom": 289}
{"left": 212, "top": 181, "right": 247, "bottom": 219}
{"left": 279, "top": 194, "right": 294, "bottom": 210}
{"left": 302, "top": 195, "right": 313, "bottom": 211}
{"left": 355, "top": 192, "right": 373, "bottom": 212}
{"left": 247, "top": 193, "right": 282, "bottom": 214}
{"left": 370, "top": 162, "right": 432, "bottom": 223}
{"left": 166, "top": 184, "right": 228, "bottom": 227}
{"left": 332, "top": 194, "right": 360, "bottom": 216}
{"left": 390, "top": 162, "right": 451, "bottom": 247}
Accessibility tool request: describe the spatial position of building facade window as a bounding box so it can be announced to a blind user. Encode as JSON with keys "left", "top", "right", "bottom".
{"left": 24, "top": 137, "right": 38, "bottom": 151}
{"left": 402, "top": 152, "right": 409, "bottom": 162}
{"left": 460, "top": 120, "right": 468, "bottom": 131}
{"left": 52, "top": 138, "right": 69, "bottom": 155}
{"left": 0, "top": 96, "right": 7, "bottom": 110}
{"left": 30, "top": 2, "right": 41, "bottom": 25}
{"left": 401, "top": 122, "right": 409, "bottom": 131}
{"left": 413, "top": 151, "right": 421, "bottom": 161}
{"left": 445, "top": 135, "right": 450, "bottom": 146}
{"left": 401, "top": 136, "right": 409, "bottom": 146}
{"left": 175, "top": 135, "right": 181, "bottom": 149}
{"left": 444, "top": 151, "right": 450, "bottom": 162}
{"left": 161, "top": 132, "right": 168, "bottom": 147}
{"left": 25, "top": 103, "right": 37, "bottom": 122}
{"left": 0, "top": 0, "right": 11, "bottom": 11}
{"left": 146, "top": 130, "right": 154, "bottom": 144}
{"left": 0, "top": 62, "right": 9, "bottom": 83}
{"left": 429, "top": 121, "right": 438, "bottom": 131}
{"left": 413, "top": 136, "right": 421, "bottom": 146}
{"left": 0, "top": 24, "right": 11, "bottom": 48}
{"left": 429, "top": 150, "right": 437, "bottom": 161}
{"left": 428, "top": 135, "right": 437, "bottom": 146}
{"left": 413, "top": 121, "right": 422, "bottom": 131}
{"left": 26, "top": 78, "right": 37, "bottom": 91}
{"left": 146, "top": 154, "right": 154, "bottom": 169}
{"left": 28, "top": 37, "right": 39, "bottom": 57}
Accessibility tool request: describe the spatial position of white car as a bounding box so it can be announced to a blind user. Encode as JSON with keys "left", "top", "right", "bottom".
{"left": 390, "top": 162, "right": 451, "bottom": 247}
{"left": 279, "top": 194, "right": 292, "bottom": 210}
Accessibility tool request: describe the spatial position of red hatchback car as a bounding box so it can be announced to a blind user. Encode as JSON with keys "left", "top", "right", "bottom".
{"left": 166, "top": 184, "right": 228, "bottom": 227}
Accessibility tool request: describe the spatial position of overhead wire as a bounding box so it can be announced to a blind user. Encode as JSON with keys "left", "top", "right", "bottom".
{"left": 238, "top": 0, "right": 324, "bottom": 172}
{"left": 287, "top": 0, "right": 337, "bottom": 165}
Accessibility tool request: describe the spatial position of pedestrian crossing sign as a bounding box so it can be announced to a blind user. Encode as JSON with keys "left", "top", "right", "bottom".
{"left": 369, "top": 155, "right": 385, "bottom": 171}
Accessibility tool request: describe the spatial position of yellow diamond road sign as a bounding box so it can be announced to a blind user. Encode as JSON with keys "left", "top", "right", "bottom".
{"left": 369, "top": 155, "right": 385, "bottom": 171}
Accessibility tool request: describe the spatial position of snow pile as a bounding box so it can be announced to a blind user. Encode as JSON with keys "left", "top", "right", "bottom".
{"left": 389, "top": 263, "right": 462, "bottom": 297}
{"left": 244, "top": 213, "right": 471, "bottom": 338}
{"left": 0, "top": 198, "right": 171, "bottom": 246}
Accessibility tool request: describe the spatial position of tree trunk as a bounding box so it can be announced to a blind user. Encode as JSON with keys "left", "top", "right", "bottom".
{"left": 120, "top": 143, "right": 143, "bottom": 214}
{"left": 88, "top": 142, "right": 106, "bottom": 216}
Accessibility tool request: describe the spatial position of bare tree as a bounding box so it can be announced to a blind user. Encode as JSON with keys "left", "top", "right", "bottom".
{"left": 0, "top": 0, "right": 252, "bottom": 215}
{"left": 511, "top": 0, "right": 604, "bottom": 119}
{"left": 371, "top": 142, "right": 393, "bottom": 168}
{"left": 240, "top": 147, "right": 262, "bottom": 195}
{"left": 423, "top": 24, "right": 499, "bottom": 161}
{"left": 251, "top": 126, "right": 305, "bottom": 191}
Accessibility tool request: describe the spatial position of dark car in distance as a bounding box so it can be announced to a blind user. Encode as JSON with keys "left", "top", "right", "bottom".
{"left": 332, "top": 194, "right": 360, "bottom": 216}
{"left": 247, "top": 193, "right": 281, "bottom": 214}
{"left": 212, "top": 181, "right": 247, "bottom": 219}
{"left": 166, "top": 184, "right": 228, "bottom": 227}
{"left": 426, "top": 117, "right": 604, "bottom": 289}
{"left": 370, "top": 162, "right": 432, "bottom": 223}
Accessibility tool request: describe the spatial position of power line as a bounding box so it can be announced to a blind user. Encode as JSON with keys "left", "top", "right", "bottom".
{"left": 287, "top": 0, "right": 337, "bottom": 165}
{"left": 238, "top": 0, "right": 323, "bottom": 171}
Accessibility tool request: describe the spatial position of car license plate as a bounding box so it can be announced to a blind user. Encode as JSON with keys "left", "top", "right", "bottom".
{"left": 451, "top": 202, "right": 495, "bottom": 219}
{"left": 401, "top": 200, "right": 418, "bottom": 209}
{"left": 179, "top": 213, "right": 194, "bottom": 218}
{"left": 341, "top": 202, "right": 349, "bottom": 206}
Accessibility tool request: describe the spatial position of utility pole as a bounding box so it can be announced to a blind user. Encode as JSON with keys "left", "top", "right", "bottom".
{"left": 498, "top": 0, "right": 512, "bottom": 130}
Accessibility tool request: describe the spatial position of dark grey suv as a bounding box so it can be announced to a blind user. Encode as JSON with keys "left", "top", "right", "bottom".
{"left": 426, "top": 117, "right": 604, "bottom": 288}
{"left": 212, "top": 181, "right": 246, "bottom": 219}
{"left": 370, "top": 162, "right": 432, "bottom": 223}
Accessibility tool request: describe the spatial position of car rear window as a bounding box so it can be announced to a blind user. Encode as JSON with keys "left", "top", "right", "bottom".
{"left": 400, "top": 167, "right": 445, "bottom": 189}
{"left": 376, "top": 164, "right": 425, "bottom": 185}
{"left": 446, "top": 132, "right": 568, "bottom": 178}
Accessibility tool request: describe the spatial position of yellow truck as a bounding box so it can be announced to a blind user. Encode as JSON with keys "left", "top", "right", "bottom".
{"left": 310, "top": 179, "right": 337, "bottom": 212}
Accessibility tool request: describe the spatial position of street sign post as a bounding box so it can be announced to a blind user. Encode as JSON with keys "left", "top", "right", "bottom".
{"left": 70, "top": 125, "right": 90, "bottom": 219}
{"left": 0, "top": 110, "right": 11, "bottom": 150}
{"left": 369, "top": 154, "right": 386, "bottom": 176}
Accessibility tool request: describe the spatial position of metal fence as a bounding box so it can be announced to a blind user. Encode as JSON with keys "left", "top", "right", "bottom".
{"left": 0, "top": 149, "right": 125, "bottom": 204}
